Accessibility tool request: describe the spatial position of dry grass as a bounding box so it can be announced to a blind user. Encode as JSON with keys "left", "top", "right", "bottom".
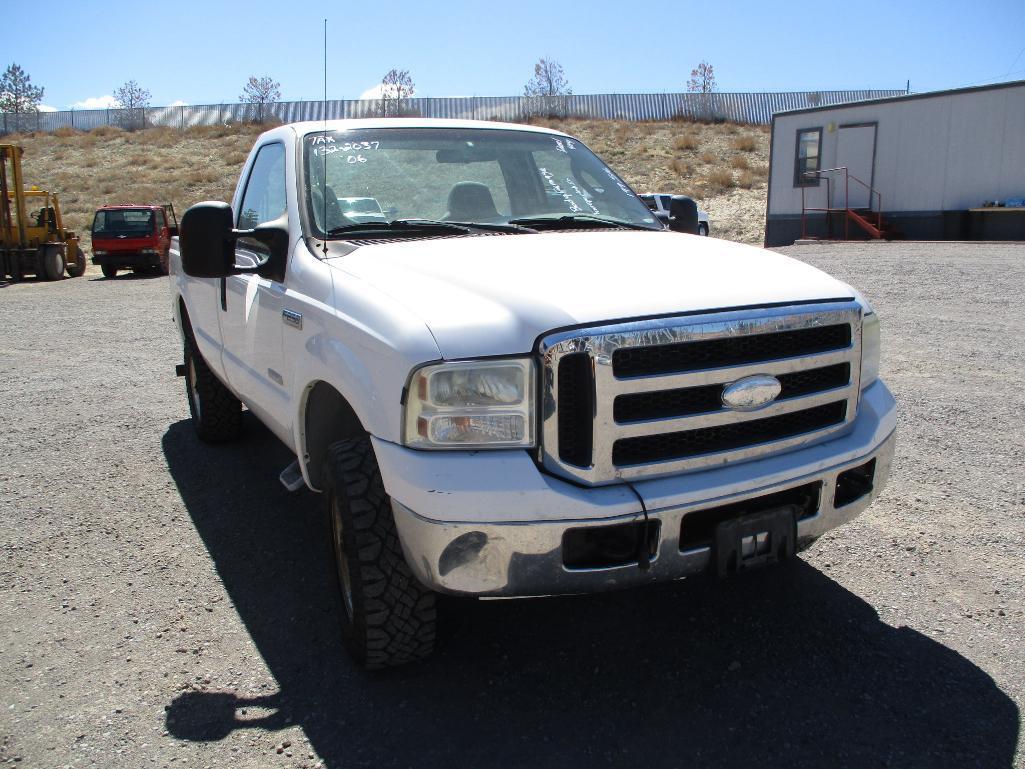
{"left": 731, "top": 134, "right": 758, "bottom": 152}
{"left": 731, "top": 155, "right": 750, "bottom": 170}
{"left": 12, "top": 118, "right": 771, "bottom": 251}
{"left": 90, "top": 125, "right": 124, "bottom": 138}
{"left": 670, "top": 158, "right": 693, "bottom": 177}
{"left": 11, "top": 124, "right": 266, "bottom": 251}
{"left": 672, "top": 133, "right": 699, "bottom": 151}
{"left": 737, "top": 170, "right": 755, "bottom": 189}
{"left": 703, "top": 168, "right": 736, "bottom": 193}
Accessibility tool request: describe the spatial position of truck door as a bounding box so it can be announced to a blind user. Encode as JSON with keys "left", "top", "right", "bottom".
{"left": 217, "top": 142, "right": 292, "bottom": 441}
{"left": 154, "top": 207, "right": 169, "bottom": 266}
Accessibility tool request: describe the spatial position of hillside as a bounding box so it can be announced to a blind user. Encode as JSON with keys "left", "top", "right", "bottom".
{"left": 8, "top": 119, "right": 769, "bottom": 252}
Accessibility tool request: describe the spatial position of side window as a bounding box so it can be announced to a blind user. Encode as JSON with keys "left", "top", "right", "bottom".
{"left": 155, "top": 209, "right": 166, "bottom": 230}
{"left": 238, "top": 143, "right": 286, "bottom": 229}
{"left": 794, "top": 128, "right": 822, "bottom": 187}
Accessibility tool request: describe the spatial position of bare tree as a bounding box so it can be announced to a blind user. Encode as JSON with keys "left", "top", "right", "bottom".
{"left": 113, "top": 79, "right": 152, "bottom": 110}
{"left": 240, "top": 75, "right": 281, "bottom": 122}
{"left": 113, "top": 80, "right": 152, "bottom": 130}
{"left": 0, "top": 63, "right": 45, "bottom": 132}
{"left": 686, "top": 61, "right": 717, "bottom": 94}
{"left": 524, "top": 58, "right": 571, "bottom": 97}
{"left": 381, "top": 69, "right": 415, "bottom": 99}
{"left": 377, "top": 69, "right": 416, "bottom": 116}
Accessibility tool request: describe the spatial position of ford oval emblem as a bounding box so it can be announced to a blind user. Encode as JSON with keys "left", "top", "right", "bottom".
{"left": 721, "top": 374, "right": 782, "bottom": 411}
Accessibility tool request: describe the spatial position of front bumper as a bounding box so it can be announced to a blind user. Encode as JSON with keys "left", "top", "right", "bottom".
{"left": 381, "top": 380, "right": 897, "bottom": 597}
{"left": 91, "top": 252, "right": 161, "bottom": 268}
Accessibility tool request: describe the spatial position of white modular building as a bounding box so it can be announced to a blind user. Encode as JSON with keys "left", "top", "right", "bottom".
{"left": 764, "top": 80, "right": 1025, "bottom": 246}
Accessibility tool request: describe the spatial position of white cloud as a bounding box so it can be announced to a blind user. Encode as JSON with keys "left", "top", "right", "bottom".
{"left": 71, "top": 95, "right": 118, "bottom": 110}
{"left": 358, "top": 83, "right": 415, "bottom": 100}
{"left": 168, "top": 99, "right": 189, "bottom": 107}
{"left": 37, "top": 104, "right": 57, "bottom": 112}
{"left": 359, "top": 84, "right": 387, "bottom": 100}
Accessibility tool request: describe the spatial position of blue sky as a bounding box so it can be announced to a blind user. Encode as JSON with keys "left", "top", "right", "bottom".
{"left": 6, "top": 0, "right": 1025, "bottom": 110}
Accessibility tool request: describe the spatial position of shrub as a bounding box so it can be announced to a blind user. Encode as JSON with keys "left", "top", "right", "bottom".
{"left": 737, "top": 170, "right": 755, "bottom": 188}
{"left": 671, "top": 158, "right": 693, "bottom": 177}
{"left": 703, "top": 168, "right": 734, "bottom": 193}
{"left": 52, "top": 127, "right": 80, "bottom": 138}
{"left": 672, "top": 133, "right": 699, "bottom": 151}
{"left": 90, "top": 125, "right": 124, "bottom": 138}
{"left": 730, "top": 154, "right": 750, "bottom": 170}
{"left": 699, "top": 150, "right": 717, "bottom": 165}
{"left": 731, "top": 134, "right": 758, "bottom": 152}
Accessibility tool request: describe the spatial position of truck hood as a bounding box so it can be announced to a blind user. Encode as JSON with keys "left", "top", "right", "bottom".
{"left": 330, "top": 231, "right": 853, "bottom": 359}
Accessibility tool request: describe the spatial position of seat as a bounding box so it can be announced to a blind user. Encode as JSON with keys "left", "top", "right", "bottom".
{"left": 445, "top": 182, "right": 500, "bottom": 222}
{"left": 311, "top": 184, "right": 346, "bottom": 231}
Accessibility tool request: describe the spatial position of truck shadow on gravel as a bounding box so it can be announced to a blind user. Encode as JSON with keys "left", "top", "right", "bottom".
{"left": 162, "top": 418, "right": 1019, "bottom": 769}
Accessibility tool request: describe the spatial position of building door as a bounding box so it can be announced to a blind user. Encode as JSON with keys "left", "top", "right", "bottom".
{"left": 836, "top": 124, "right": 876, "bottom": 209}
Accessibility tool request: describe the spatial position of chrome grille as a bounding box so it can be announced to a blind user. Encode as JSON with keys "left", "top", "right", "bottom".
{"left": 538, "top": 302, "right": 863, "bottom": 486}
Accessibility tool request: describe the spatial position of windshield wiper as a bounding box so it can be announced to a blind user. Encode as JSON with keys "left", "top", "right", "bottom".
{"left": 508, "top": 214, "right": 658, "bottom": 231}
{"left": 326, "top": 219, "right": 535, "bottom": 236}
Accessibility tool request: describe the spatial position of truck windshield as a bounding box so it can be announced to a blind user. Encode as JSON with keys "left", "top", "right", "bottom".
{"left": 92, "top": 209, "right": 154, "bottom": 237}
{"left": 303, "top": 127, "right": 661, "bottom": 237}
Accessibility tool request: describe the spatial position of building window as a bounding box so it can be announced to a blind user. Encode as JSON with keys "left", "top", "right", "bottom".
{"left": 794, "top": 128, "right": 822, "bottom": 186}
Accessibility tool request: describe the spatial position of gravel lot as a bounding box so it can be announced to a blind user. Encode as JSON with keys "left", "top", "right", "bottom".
{"left": 1, "top": 242, "right": 1022, "bottom": 768}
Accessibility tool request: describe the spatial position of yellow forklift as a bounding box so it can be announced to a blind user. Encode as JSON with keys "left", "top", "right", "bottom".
{"left": 1, "top": 144, "right": 86, "bottom": 282}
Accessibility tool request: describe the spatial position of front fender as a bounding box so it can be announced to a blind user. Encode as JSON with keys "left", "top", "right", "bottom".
{"left": 286, "top": 248, "right": 441, "bottom": 489}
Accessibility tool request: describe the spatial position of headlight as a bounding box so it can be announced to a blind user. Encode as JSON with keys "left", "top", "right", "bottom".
{"left": 403, "top": 359, "right": 536, "bottom": 449}
{"left": 861, "top": 310, "right": 880, "bottom": 389}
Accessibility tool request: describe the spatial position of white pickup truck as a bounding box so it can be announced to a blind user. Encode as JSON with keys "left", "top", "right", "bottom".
{"left": 170, "top": 118, "right": 896, "bottom": 669}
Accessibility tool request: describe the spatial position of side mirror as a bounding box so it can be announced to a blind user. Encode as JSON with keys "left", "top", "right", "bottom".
{"left": 668, "top": 195, "right": 699, "bottom": 235}
{"left": 180, "top": 202, "right": 235, "bottom": 278}
{"left": 180, "top": 202, "right": 289, "bottom": 280}
{"left": 251, "top": 215, "right": 290, "bottom": 281}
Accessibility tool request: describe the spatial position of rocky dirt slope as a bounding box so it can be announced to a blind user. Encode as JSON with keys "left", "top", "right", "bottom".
{"left": 7, "top": 118, "right": 770, "bottom": 248}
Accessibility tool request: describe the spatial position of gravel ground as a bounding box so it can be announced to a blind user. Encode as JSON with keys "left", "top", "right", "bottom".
{"left": 1, "top": 242, "right": 1022, "bottom": 768}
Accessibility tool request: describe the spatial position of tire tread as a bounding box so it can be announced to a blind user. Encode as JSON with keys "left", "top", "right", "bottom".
{"left": 325, "top": 437, "right": 437, "bottom": 669}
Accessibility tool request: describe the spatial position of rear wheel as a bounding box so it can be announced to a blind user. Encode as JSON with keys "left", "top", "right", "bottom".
{"left": 41, "top": 246, "right": 65, "bottom": 280}
{"left": 66, "top": 247, "right": 87, "bottom": 278}
{"left": 101, "top": 263, "right": 117, "bottom": 279}
{"left": 184, "top": 337, "right": 242, "bottom": 442}
{"left": 325, "top": 437, "right": 437, "bottom": 669}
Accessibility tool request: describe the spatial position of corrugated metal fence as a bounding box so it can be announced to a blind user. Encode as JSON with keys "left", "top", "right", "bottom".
{"left": 1, "top": 90, "right": 906, "bottom": 134}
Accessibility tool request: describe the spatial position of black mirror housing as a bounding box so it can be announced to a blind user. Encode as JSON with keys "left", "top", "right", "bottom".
{"left": 250, "top": 215, "right": 290, "bottom": 281}
{"left": 668, "top": 195, "right": 700, "bottom": 235}
{"left": 181, "top": 204, "right": 290, "bottom": 281}
{"left": 180, "top": 202, "right": 235, "bottom": 278}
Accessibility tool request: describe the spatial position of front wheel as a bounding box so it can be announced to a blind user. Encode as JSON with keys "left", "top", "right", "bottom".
{"left": 184, "top": 338, "right": 242, "bottom": 442}
{"left": 698, "top": 223, "right": 709, "bottom": 237}
{"left": 325, "top": 437, "right": 437, "bottom": 669}
{"left": 41, "top": 245, "right": 66, "bottom": 280}
{"left": 66, "top": 247, "right": 87, "bottom": 278}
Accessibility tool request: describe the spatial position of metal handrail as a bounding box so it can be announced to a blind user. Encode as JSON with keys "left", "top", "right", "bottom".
{"left": 800, "top": 166, "right": 883, "bottom": 240}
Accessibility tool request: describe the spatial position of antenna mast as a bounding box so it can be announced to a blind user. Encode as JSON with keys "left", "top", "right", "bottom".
{"left": 321, "top": 17, "right": 328, "bottom": 255}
